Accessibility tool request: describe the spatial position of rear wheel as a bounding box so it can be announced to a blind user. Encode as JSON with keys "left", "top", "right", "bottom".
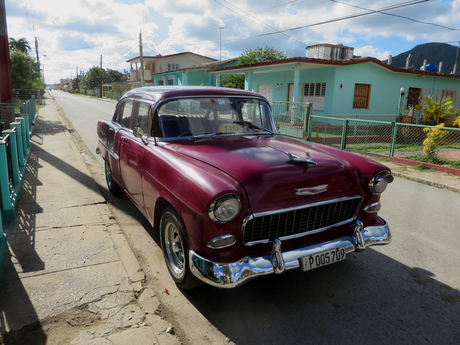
{"left": 160, "top": 207, "right": 203, "bottom": 289}
{"left": 105, "top": 160, "right": 121, "bottom": 194}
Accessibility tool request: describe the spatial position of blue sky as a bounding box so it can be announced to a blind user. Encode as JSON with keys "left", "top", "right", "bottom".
{"left": 5, "top": 0, "right": 460, "bottom": 84}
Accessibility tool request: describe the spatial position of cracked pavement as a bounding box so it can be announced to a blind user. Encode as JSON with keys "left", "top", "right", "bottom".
{"left": 0, "top": 96, "right": 180, "bottom": 344}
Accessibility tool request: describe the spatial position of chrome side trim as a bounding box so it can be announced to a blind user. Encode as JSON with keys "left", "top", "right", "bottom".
{"left": 242, "top": 196, "right": 363, "bottom": 246}
{"left": 98, "top": 139, "right": 119, "bottom": 161}
{"left": 190, "top": 218, "right": 391, "bottom": 288}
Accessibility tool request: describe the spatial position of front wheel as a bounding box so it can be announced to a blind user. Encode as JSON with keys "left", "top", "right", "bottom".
{"left": 160, "top": 207, "right": 203, "bottom": 289}
{"left": 105, "top": 160, "right": 121, "bottom": 194}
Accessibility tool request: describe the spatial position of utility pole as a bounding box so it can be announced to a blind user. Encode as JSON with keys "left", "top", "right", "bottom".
{"left": 0, "top": 0, "right": 13, "bottom": 105}
{"left": 100, "top": 54, "right": 102, "bottom": 97}
{"left": 218, "top": 27, "right": 225, "bottom": 61}
{"left": 139, "top": 32, "right": 144, "bottom": 87}
{"left": 35, "top": 36, "right": 39, "bottom": 62}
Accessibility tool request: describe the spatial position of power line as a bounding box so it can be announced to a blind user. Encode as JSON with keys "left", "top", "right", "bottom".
{"left": 330, "top": 0, "right": 460, "bottom": 32}
{"left": 177, "top": 0, "right": 429, "bottom": 48}
{"left": 212, "top": 0, "right": 307, "bottom": 49}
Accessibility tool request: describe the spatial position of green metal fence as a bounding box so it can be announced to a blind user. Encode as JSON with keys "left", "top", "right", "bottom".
{"left": 271, "top": 101, "right": 312, "bottom": 138}
{"left": 105, "top": 91, "right": 125, "bottom": 101}
{"left": 0, "top": 112, "right": 32, "bottom": 277}
{"left": 308, "top": 115, "right": 460, "bottom": 167}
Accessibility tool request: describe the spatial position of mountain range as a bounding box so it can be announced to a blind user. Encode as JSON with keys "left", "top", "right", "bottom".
{"left": 388, "top": 42, "right": 459, "bottom": 75}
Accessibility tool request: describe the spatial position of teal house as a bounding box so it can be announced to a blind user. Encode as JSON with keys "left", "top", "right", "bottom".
{"left": 210, "top": 44, "right": 460, "bottom": 122}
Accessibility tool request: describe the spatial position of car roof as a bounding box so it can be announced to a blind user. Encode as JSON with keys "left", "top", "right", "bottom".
{"left": 119, "top": 86, "right": 267, "bottom": 103}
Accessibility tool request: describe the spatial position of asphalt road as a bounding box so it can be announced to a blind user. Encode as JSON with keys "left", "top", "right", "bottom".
{"left": 52, "top": 90, "right": 460, "bottom": 345}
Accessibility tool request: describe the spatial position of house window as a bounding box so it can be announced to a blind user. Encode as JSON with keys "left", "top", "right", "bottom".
{"left": 443, "top": 89, "right": 457, "bottom": 101}
{"left": 407, "top": 87, "right": 422, "bottom": 108}
{"left": 353, "top": 83, "right": 371, "bottom": 108}
{"left": 168, "top": 64, "right": 179, "bottom": 71}
{"left": 302, "top": 82, "right": 326, "bottom": 111}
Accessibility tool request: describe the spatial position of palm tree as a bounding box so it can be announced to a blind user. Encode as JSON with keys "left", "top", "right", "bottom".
{"left": 9, "top": 37, "right": 31, "bottom": 53}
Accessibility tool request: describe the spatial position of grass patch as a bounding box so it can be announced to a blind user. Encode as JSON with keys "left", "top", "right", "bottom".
{"left": 412, "top": 163, "right": 431, "bottom": 171}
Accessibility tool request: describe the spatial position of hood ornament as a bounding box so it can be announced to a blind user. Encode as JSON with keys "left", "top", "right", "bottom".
{"left": 286, "top": 151, "right": 317, "bottom": 165}
{"left": 296, "top": 184, "right": 328, "bottom": 196}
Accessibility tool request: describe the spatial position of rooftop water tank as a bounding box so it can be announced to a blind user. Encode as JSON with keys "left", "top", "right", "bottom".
{"left": 421, "top": 63, "right": 438, "bottom": 72}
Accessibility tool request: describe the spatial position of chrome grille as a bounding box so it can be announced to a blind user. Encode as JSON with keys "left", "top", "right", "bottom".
{"left": 243, "top": 197, "right": 362, "bottom": 244}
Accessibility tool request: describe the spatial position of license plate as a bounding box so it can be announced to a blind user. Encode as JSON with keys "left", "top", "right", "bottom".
{"left": 300, "top": 247, "right": 346, "bottom": 272}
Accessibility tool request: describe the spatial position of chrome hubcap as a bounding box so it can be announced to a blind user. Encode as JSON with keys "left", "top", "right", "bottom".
{"left": 164, "top": 222, "right": 185, "bottom": 278}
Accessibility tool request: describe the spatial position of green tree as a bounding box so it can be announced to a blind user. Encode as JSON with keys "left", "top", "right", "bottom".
{"left": 9, "top": 37, "right": 31, "bottom": 53}
{"left": 80, "top": 67, "right": 128, "bottom": 89}
{"left": 221, "top": 74, "right": 245, "bottom": 89}
{"left": 106, "top": 69, "right": 127, "bottom": 83}
{"left": 9, "top": 49, "right": 43, "bottom": 90}
{"left": 72, "top": 74, "right": 82, "bottom": 91}
{"left": 222, "top": 46, "right": 286, "bottom": 89}
{"left": 238, "top": 46, "right": 287, "bottom": 65}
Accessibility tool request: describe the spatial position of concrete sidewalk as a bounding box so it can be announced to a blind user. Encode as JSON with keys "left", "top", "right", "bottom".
{"left": 0, "top": 97, "right": 180, "bottom": 344}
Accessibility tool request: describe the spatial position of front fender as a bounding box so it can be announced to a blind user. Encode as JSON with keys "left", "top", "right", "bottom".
{"left": 142, "top": 144, "right": 248, "bottom": 241}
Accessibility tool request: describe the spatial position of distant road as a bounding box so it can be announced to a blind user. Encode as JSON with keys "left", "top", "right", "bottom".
{"left": 51, "top": 90, "right": 115, "bottom": 167}
{"left": 50, "top": 90, "right": 460, "bottom": 345}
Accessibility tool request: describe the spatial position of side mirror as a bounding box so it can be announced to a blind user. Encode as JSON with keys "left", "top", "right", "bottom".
{"left": 133, "top": 127, "right": 144, "bottom": 138}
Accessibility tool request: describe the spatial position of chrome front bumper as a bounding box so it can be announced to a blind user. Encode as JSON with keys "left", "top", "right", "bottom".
{"left": 189, "top": 219, "right": 391, "bottom": 288}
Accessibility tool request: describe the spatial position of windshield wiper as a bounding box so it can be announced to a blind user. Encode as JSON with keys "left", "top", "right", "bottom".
{"left": 189, "top": 132, "right": 232, "bottom": 140}
{"left": 233, "top": 121, "right": 275, "bottom": 135}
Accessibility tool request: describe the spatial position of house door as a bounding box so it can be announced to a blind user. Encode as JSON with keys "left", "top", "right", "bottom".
{"left": 288, "top": 83, "right": 294, "bottom": 102}
{"left": 257, "top": 84, "right": 273, "bottom": 103}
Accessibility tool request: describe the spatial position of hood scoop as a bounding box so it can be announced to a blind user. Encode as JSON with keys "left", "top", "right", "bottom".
{"left": 285, "top": 151, "right": 317, "bottom": 165}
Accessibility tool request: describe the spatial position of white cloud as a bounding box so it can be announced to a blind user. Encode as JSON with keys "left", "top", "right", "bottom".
{"left": 5, "top": 0, "right": 460, "bottom": 84}
{"left": 354, "top": 45, "right": 391, "bottom": 60}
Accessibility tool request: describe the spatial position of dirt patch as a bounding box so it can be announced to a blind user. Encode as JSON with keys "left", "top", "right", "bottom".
{"left": 0, "top": 306, "right": 102, "bottom": 345}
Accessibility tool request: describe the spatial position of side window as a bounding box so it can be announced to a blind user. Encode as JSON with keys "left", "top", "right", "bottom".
{"left": 119, "top": 100, "right": 134, "bottom": 128}
{"left": 133, "top": 101, "right": 150, "bottom": 136}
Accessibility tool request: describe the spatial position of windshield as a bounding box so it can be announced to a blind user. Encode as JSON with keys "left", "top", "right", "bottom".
{"left": 155, "top": 97, "right": 276, "bottom": 139}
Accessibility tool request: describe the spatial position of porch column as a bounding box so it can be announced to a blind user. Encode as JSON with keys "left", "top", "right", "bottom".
{"left": 245, "top": 72, "right": 253, "bottom": 91}
{"left": 182, "top": 72, "right": 189, "bottom": 86}
{"left": 163, "top": 76, "right": 168, "bottom": 85}
{"left": 173, "top": 74, "right": 178, "bottom": 85}
{"left": 293, "top": 67, "right": 301, "bottom": 103}
{"left": 154, "top": 76, "right": 159, "bottom": 86}
{"left": 215, "top": 74, "right": 221, "bottom": 87}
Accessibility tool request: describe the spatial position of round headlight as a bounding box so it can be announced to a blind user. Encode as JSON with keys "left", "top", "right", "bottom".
{"left": 369, "top": 171, "right": 394, "bottom": 194}
{"left": 209, "top": 194, "right": 241, "bottom": 223}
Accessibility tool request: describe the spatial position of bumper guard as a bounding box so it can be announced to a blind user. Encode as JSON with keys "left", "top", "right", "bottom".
{"left": 189, "top": 219, "right": 391, "bottom": 288}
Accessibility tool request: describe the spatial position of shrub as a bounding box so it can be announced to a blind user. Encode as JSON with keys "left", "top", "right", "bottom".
{"left": 423, "top": 123, "right": 447, "bottom": 161}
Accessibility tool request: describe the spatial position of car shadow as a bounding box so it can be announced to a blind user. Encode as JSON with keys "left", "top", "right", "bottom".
{"left": 180, "top": 248, "right": 460, "bottom": 344}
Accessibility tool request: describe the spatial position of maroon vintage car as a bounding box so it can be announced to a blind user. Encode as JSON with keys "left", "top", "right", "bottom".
{"left": 96, "top": 86, "right": 393, "bottom": 289}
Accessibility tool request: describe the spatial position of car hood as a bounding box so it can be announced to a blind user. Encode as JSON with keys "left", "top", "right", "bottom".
{"left": 163, "top": 135, "right": 362, "bottom": 214}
